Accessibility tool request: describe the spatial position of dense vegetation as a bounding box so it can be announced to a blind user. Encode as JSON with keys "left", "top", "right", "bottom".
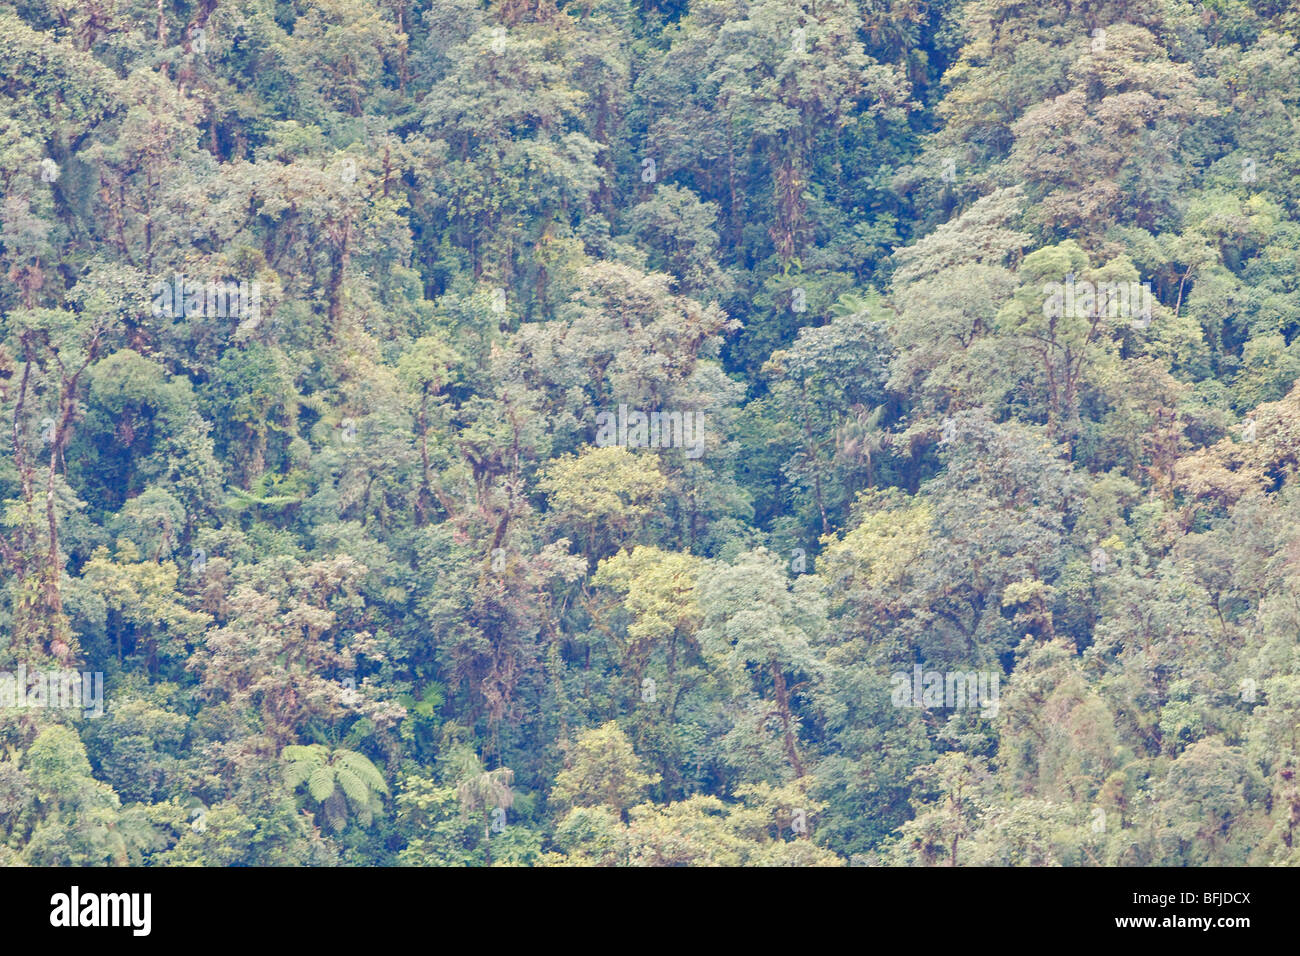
{"left": 2, "top": 0, "right": 1299, "bottom": 866}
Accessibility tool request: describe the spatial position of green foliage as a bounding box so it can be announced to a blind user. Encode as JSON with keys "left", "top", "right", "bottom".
{"left": 1, "top": 0, "right": 1298, "bottom": 868}
{"left": 282, "top": 744, "right": 389, "bottom": 832}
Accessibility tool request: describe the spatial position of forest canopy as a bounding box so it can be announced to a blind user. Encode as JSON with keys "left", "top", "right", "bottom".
{"left": 2, "top": 0, "right": 1300, "bottom": 867}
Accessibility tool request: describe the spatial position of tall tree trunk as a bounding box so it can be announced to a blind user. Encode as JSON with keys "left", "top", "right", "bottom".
{"left": 770, "top": 658, "right": 804, "bottom": 777}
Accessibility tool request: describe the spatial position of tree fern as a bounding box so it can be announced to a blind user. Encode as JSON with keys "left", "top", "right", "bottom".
{"left": 280, "top": 744, "right": 388, "bottom": 832}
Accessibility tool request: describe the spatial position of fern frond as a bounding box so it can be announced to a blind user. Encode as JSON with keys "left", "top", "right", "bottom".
{"left": 336, "top": 767, "right": 369, "bottom": 810}
{"left": 307, "top": 766, "right": 336, "bottom": 803}
{"left": 284, "top": 762, "right": 313, "bottom": 789}
{"left": 282, "top": 744, "right": 327, "bottom": 766}
{"left": 335, "top": 750, "right": 388, "bottom": 794}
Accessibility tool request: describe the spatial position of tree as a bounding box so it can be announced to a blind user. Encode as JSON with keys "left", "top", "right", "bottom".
{"left": 696, "top": 548, "right": 826, "bottom": 780}
{"left": 539, "top": 446, "right": 667, "bottom": 563}
{"left": 282, "top": 743, "right": 389, "bottom": 832}
{"left": 550, "top": 721, "right": 660, "bottom": 816}
{"left": 887, "top": 752, "right": 991, "bottom": 867}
